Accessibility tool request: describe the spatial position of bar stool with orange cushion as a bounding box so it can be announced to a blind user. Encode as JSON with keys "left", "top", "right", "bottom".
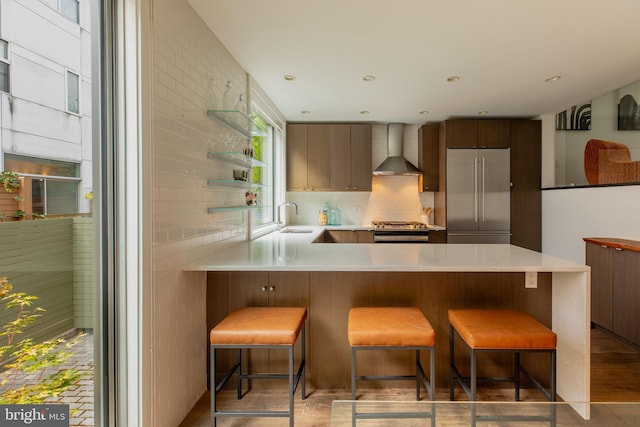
{"left": 348, "top": 307, "right": 436, "bottom": 423}
{"left": 209, "top": 307, "right": 306, "bottom": 427}
{"left": 448, "top": 309, "right": 557, "bottom": 425}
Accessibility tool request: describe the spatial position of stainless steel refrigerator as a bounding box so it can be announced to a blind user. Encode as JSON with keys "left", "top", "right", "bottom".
{"left": 446, "top": 148, "right": 511, "bottom": 243}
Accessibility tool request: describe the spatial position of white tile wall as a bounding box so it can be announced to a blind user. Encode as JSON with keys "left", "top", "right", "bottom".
{"left": 150, "top": 0, "right": 254, "bottom": 424}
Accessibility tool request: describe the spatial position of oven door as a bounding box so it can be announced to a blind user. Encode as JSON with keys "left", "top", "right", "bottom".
{"left": 373, "top": 230, "right": 430, "bottom": 243}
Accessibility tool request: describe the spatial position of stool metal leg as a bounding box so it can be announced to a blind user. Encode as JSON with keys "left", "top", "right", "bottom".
{"left": 449, "top": 324, "right": 455, "bottom": 400}
{"left": 302, "top": 325, "right": 306, "bottom": 399}
{"left": 237, "top": 349, "right": 242, "bottom": 399}
{"left": 351, "top": 347, "right": 356, "bottom": 400}
{"left": 415, "top": 350, "right": 421, "bottom": 400}
{"left": 211, "top": 346, "right": 216, "bottom": 427}
{"left": 515, "top": 351, "right": 520, "bottom": 401}
{"left": 289, "top": 345, "right": 294, "bottom": 427}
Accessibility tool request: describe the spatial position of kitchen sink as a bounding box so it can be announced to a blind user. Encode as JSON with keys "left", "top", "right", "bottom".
{"left": 279, "top": 228, "right": 313, "bottom": 233}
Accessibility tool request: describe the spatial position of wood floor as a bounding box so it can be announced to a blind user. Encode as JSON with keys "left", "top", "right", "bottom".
{"left": 179, "top": 328, "right": 640, "bottom": 426}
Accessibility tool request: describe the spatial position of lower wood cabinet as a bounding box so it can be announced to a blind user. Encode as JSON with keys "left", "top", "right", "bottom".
{"left": 586, "top": 239, "right": 640, "bottom": 345}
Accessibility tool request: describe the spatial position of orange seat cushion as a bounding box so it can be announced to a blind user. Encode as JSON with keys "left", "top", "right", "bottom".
{"left": 210, "top": 307, "right": 307, "bottom": 346}
{"left": 448, "top": 309, "right": 556, "bottom": 350}
{"left": 348, "top": 307, "right": 435, "bottom": 347}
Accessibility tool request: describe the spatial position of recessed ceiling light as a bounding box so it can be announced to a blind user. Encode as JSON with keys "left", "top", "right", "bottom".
{"left": 360, "top": 111, "right": 370, "bottom": 115}
{"left": 419, "top": 111, "right": 429, "bottom": 115}
{"left": 477, "top": 111, "right": 488, "bottom": 116}
{"left": 447, "top": 76, "right": 461, "bottom": 82}
{"left": 545, "top": 75, "right": 561, "bottom": 82}
{"left": 283, "top": 75, "right": 296, "bottom": 81}
{"left": 362, "top": 75, "right": 376, "bottom": 82}
{"left": 301, "top": 110, "right": 311, "bottom": 114}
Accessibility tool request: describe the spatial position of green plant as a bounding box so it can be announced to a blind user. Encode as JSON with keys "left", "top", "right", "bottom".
{"left": 11, "top": 210, "right": 25, "bottom": 218}
{"left": 0, "top": 172, "right": 20, "bottom": 193}
{"left": 32, "top": 213, "right": 47, "bottom": 220}
{"left": 0, "top": 277, "right": 83, "bottom": 404}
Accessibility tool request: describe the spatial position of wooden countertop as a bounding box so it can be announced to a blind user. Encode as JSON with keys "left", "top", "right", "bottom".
{"left": 583, "top": 237, "right": 640, "bottom": 253}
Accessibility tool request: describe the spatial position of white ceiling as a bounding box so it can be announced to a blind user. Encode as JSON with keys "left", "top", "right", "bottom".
{"left": 188, "top": 0, "right": 640, "bottom": 125}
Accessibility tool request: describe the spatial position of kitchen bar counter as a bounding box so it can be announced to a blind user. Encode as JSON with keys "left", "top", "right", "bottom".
{"left": 185, "top": 227, "right": 591, "bottom": 419}
{"left": 186, "top": 226, "right": 584, "bottom": 273}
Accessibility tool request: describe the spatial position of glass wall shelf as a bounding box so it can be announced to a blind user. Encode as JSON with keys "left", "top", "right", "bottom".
{"left": 207, "top": 151, "right": 252, "bottom": 168}
{"left": 207, "top": 179, "right": 251, "bottom": 189}
{"left": 208, "top": 206, "right": 253, "bottom": 213}
{"left": 207, "top": 110, "right": 253, "bottom": 139}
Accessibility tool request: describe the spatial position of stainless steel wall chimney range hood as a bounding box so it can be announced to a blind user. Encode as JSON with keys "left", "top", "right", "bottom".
{"left": 373, "top": 123, "right": 422, "bottom": 176}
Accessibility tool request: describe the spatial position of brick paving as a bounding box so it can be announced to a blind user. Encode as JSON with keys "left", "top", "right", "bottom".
{"left": 0, "top": 331, "right": 94, "bottom": 426}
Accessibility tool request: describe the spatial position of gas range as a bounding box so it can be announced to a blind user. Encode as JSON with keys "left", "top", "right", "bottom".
{"left": 371, "top": 220, "right": 430, "bottom": 243}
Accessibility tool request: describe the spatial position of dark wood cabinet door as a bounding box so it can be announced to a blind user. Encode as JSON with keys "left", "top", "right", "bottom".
{"left": 586, "top": 243, "right": 614, "bottom": 330}
{"left": 613, "top": 249, "right": 640, "bottom": 344}
{"left": 418, "top": 124, "right": 439, "bottom": 191}
{"left": 307, "top": 125, "right": 331, "bottom": 190}
{"left": 350, "top": 124, "right": 372, "bottom": 191}
{"left": 286, "top": 124, "right": 308, "bottom": 190}
{"left": 329, "top": 125, "right": 351, "bottom": 190}
{"left": 479, "top": 119, "right": 511, "bottom": 148}
{"left": 444, "top": 120, "right": 478, "bottom": 148}
{"left": 510, "top": 120, "right": 541, "bottom": 251}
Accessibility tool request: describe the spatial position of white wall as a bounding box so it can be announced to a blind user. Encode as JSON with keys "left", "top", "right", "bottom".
{"left": 148, "top": 0, "right": 283, "bottom": 424}
{"left": 542, "top": 184, "right": 640, "bottom": 264}
{"left": 555, "top": 80, "right": 640, "bottom": 187}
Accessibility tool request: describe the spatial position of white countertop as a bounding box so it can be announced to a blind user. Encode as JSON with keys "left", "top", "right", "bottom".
{"left": 184, "top": 226, "right": 588, "bottom": 273}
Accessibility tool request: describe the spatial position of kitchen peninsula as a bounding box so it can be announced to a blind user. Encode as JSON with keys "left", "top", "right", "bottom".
{"left": 185, "top": 226, "right": 591, "bottom": 419}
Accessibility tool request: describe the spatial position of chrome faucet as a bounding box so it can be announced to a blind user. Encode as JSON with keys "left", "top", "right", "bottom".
{"left": 277, "top": 202, "right": 298, "bottom": 227}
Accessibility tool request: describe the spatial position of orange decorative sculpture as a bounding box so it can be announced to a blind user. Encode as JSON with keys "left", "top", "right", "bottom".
{"left": 584, "top": 139, "right": 640, "bottom": 185}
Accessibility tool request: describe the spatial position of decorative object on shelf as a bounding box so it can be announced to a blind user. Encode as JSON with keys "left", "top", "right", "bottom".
{"left": 233, "top": 169, "right": 248, "bottom": 181}
{"left": 206, "top": 110, "right": 252, "bottom": 139}
{"left": 235, "top": 93, "right": 246, "bottom": 114}
{"left": 245, "top": 191, "right": 258, "bottom": 207}
{"left": 555, "top": 102, "right": 591, "bottom": 130}
{"left": 618, "top": 81, "right": 640, "bottom": 130}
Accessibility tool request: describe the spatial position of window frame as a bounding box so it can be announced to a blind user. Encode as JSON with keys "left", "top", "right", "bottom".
{"left": 0, "top": 38, "right": 10, "bottom": 93}
{"left": 59, "top": 0, "right": 80, "bottom": 23}
{"left": 66, "top": 69, "right": 80, "bottom": 114}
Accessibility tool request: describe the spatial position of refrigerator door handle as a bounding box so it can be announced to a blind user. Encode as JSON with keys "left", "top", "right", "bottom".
{"left": 474, "top": 157, "right": 478, "bottom": 223}
{"left": 481, "top": 156, "right": 486, "bottom": 222}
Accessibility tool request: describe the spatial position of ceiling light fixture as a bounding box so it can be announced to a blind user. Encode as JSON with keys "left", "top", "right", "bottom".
{"left": 545, "top": 75, "right": 561, "bottom": 82}
{"left": 419, "top": 111, "right": 429, "bottom": 115}
{"left": 477, "top": 111, "right": 488, "bottom": 116}
{"left": 447, "top": 76, "right": 460, "bottom": 82}
{"left": 360, "top": 111, "right": 370, "bottom": 115}
{"left": 283, "top": 75, "right": 296, "bottom": 81}
{"left": 301, "top": 110, "right": 311, "bottom": 115}
{"left": 362, "top": 75, "right": 376, "bottom": 82}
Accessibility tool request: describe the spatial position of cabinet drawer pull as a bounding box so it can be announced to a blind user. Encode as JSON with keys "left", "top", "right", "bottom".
{"left": 615, "top": 248, "right": 623, "bottom": 251}
{"left": 269, "top": 286, "right": 275, "bottom": 291}
{"left": 261, "top": 286, "right": 268, "bottom": 292}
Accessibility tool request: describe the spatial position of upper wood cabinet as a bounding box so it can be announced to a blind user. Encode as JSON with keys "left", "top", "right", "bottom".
{"left": 286, "top": 124, "right": 330, "bottom": 191}
{"left": 418, "top": 124, "right": 439, "bottom": 191}
{"left": 287, "top": 123, "right": 372, "bottom": 191}
{"left": 444, "top": 119, "right": 510, "bottom": 148}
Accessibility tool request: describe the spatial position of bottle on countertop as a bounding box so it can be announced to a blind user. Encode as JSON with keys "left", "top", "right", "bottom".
{"left": 318, "top": 209, "right": 328, "bottom": 225}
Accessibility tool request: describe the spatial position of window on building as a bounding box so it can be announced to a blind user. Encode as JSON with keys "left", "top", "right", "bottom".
{"left": 60, "top": 0, "right": 80, "bottom": 23}
{"left": 250, "top": 114, "right": 275, "bottom": 229}
{"left": 67, "top": 70, "right": 80, "bottom": 114}
{"left": 4, "top": 153, "right": 80, "bottom": 214}
{"left": 0, "top": 39, "right": 9, "bottom": 92}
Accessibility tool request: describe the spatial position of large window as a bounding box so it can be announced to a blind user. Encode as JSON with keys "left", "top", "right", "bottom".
{"left": 67, "top": 70, "right": 80, "bottom": 114}
{"left": 4, "top": 154, "right": 81, "bottom": 214}
{"left": 250, "top": 114, "right": 275, "bottom": 229}
{"left": 0, "top": 39, "right": 9, "bottom": 92}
